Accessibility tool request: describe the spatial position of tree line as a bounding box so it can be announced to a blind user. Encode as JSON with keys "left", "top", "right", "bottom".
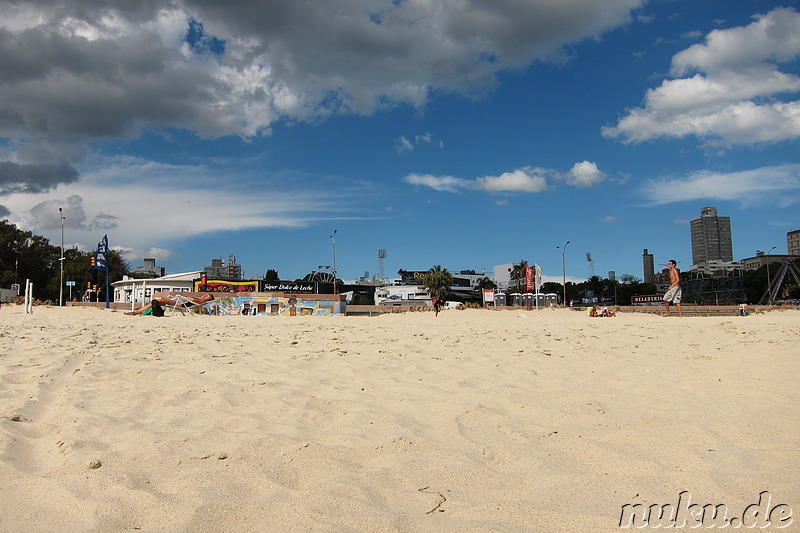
{"left": 0, "top": 220, "right": 129, "bottom": 304}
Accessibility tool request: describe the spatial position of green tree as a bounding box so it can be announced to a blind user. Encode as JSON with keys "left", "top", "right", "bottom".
{"left": 472, "top": 276, "right": 496, "bottom": 301}
{"left": 423, "top": 265, "right": 453, "bottom": 300}
{"left": 264, "top": 269, "right": 279, "bottom": 283}
{"left": 541, "top": 281, "right": 561, "bottom": 295}
{"left": 619, "top": 273, "right": 640, "bottom": 283}
{"left": 0, "top": 220, "right": 60, "bottom": 302}
{"left": 476, "top": 276, "right": 496, "bottom": 291}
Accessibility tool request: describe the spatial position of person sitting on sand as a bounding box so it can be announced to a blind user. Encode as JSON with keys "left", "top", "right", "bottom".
{"left": 125, "top": 293, "right": 214, "bottom": 315}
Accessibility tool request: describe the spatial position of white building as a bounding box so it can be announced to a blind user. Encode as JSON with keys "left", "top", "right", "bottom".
{"left": 112, "top": 271, "right": 202, "bottom": 305}
{"left": 493, "top": 263, "right": 516, "bottom": 292}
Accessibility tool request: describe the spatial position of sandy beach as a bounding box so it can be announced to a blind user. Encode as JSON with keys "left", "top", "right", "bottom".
{"left": 1, "top": 306, "right": 798, "bottom": 532}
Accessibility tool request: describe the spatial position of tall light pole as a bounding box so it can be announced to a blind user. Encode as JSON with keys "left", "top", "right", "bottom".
{"left": 331, "top": 229, "right": 338, "bottom": 294}
{"left": 59, "top": 207, "right": 65, "bottom": 306}
{"left": 761, "top": 246, "right": 776, "bottom": 305}
{"left": 557, "top": 240, "right": 570, "bottom": 306}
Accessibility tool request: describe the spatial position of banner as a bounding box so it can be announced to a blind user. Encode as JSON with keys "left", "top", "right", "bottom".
{"left": 95, "top": 234, "right": 108, "bottom": 270}
{"left": 261, "top": 282, "right": 318, "bottom": 293}
{"left": 534, "top": 263, "right": 543, "bottom": 293}
{"left": 525, "top": 265, "right": 533, "bottom": 292}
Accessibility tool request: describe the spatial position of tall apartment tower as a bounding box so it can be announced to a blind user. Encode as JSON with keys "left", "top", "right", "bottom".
{"left": 226, "top": 255, "right": 242, "bottom": 279}
{"left": 788, "top": 229, "right": 800, "bottom": 256}
{"left": 642, "top": 249, "right": 655, "bottom": 284}
{"left": 690, "top": 207, "right": 733, "bottom": 265}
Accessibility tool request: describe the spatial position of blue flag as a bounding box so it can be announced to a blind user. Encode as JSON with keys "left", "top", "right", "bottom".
{"left": 95, "top": 234, "right": 108, "bottom": 270}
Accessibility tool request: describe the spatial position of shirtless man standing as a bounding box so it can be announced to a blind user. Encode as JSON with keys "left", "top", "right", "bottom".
{"left": 663, "top": 259, "right": 683, "bottom": 317}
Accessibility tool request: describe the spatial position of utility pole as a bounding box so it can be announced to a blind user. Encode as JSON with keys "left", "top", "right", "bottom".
{"left": 557, "top": 240, "right": 570, "bottom": 306}
{"left": 59, "top": 207, "right": 65, "bottom": 306}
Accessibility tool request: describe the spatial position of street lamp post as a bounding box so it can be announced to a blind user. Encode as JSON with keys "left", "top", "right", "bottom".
{"left": 331, "top": 229, "right": 338, "bottom": 294}
{"left": 557, "top": 241, "right": 570, "bottom": 306}
{"left": 59, "top": 207, "right": 65, "bottom": 306}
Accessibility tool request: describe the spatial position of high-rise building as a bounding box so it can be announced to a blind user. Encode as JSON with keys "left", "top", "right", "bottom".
{"left": 204, "top": 255, "right": 243, "bottom": 279}
{"left": 690, "top": 207, "right": 733, "bottom": 265}
{"left": 642, "top": 249, "right": 654, "bottom": 284}
{"left": 788, "top": 229, "right": 800, "bottom": 256}
{"left": 131, "top": 257, "right": 165, "bottom": 278}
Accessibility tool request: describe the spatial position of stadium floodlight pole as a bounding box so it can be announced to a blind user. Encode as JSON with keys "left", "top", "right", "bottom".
{"left": 331, "top": 229, "right": 338, "bottom": 294}
{"left": 59, "top": 207, "right": 65, "bottom": 307}
{"left": 557, "top": 240, "right": 570, "bottom": 306}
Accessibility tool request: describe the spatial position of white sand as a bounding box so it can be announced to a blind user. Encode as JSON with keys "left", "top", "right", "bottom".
{"left": 1, "top": 306, "right": 798, "bottom": 532}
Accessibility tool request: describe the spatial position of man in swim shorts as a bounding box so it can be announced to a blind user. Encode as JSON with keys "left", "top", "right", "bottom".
{"left": 663, "top": 259, "right": 683, "bottom": 317}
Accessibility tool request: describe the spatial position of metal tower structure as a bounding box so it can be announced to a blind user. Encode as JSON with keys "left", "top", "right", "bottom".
{"left": 758, "top": 259, "right": 800, "bottom": 305}
{"left": 378, "top": 249, "right": 387, "bottom": 284}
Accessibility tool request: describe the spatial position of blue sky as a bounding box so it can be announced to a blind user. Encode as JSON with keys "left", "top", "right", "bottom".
{"left": 1, "top": 0, "right": 798, "bottom": 283}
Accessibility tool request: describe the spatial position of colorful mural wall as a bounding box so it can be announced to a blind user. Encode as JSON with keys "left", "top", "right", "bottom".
{"left": 210, "top": 293, "right": 345, "bottom": 316}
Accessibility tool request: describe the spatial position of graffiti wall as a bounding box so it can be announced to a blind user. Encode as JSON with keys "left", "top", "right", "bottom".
{"left": 211, "top": 293, "right": 344, "bottom": 316}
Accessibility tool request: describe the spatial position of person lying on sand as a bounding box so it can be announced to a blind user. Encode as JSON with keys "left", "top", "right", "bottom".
{"left": 125, "top": 294, "right": 214, "bottom": 316}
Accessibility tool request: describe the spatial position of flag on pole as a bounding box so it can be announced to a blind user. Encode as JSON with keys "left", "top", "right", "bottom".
{"left": 534, "top": 263, "right": 543, "bottom": 293}
{"left": 525, "top": 265, "right": 533, "bottom": 292}
{"left": 95, "top": 234, "right": 108, "bottom": 270}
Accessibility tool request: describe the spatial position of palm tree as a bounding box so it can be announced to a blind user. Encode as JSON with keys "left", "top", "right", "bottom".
{"left": 476, "top": 276, "right": 496, "bottom": 291}
{"left": 423, "top": 265, "right": 453, "bottom": 300}
{"left": 510, "top": 259, "right": 529, "bottom": 292}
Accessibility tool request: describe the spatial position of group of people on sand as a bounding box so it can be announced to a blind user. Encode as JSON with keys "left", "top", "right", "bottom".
{"left": 588, "top": 305, "right": 616, "bottom": 317}
{"left": 125, "top": 293, "right": 214, "bottom": 316}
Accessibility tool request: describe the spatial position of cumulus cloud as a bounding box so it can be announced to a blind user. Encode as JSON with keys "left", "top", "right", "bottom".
{"left": 0, "top": 161, "right": 79, "bottom": 194}
{"left": 640, "top": 163, "right": 800, "bottom": 206}
{"left": 560, "top": 161, "right": 605, "bottom": 187}
{"left": 27, "top": 194, "right": 119, "bottom": 232}
{"left": 0, "top": 0, "right": 641, "bottom": 170}
{"left": 476, "top": 168, "right": 548, "bottom": 193}
{"left": 603, "top": 7, "right": 800, "bottom": 145}
{"left": 405, "top": 162, "right": 604, "bottom": 194}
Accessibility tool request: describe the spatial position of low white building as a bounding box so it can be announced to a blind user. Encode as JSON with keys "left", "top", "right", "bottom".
{"left": 112, "top": 271, "right": 202, "bottom": 305}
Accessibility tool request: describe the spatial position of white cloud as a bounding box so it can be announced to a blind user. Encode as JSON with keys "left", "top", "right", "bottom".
{"left": 476, "top": 168, "right": 548, "bottom": 193}
{"left": 604, "top": 7, "right": 800, "bottom": 145}
{"left": 640, "top": 163, "right": 800, "bottom": 206}
{"left": 405, "top": 161, "right": 605, "bottom": 194}
{"left": 394, "top": 136, "right": 414, "bottom": 154}
{"left": 2, "top": 155, "right": 369, "bottom": 257}
{"left": 404, "top": 173, "right": 470, "bottom": 193}
{"left": 114, "top": 246, "right": 175, "bottom": 264}
{"left": 563, "top": 161, "right": 605, "bottom": 187}
{"left": 603, "top": 216, "right": 617, "bottom": 223}
{"left": 395, "top": 132, "right": 444, "bottom": 154}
